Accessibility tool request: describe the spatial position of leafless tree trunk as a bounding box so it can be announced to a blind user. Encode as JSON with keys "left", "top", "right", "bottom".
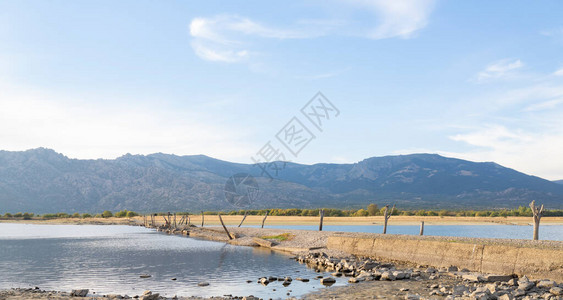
{"left": 529, "top": 200, "right": 544, "bottom": 240}
{"left": 383, "top": 204, "right": 395, "bottom": 234}
{"left": 419, "top": 221, "right": 424, "bottom": 236}
{"left": 238, "top": 211, "right": 248, "bottom": 227}
{"left": 261, "top": 210, "right": 269, "bottom": 228}
{"left": 201, "top": 211, "right": 204, "bottom": 227}
{"left": 319, "top": 209, "right": 325, "bottom": 231}
{"left": 218, "top": 215, "right": 233, "bottom": 240}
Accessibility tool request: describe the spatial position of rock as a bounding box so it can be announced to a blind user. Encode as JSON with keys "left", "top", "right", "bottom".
{"left": 484, "top": 274, "right": 514, "bottom": 282}
{"left": 320, "top": 277, "right": 336, "bottom": 285}
{"left": 284, "top": 276, "right": 292, "bottom": 282}
{"left": 448, "top": 266, "right": 459, "bottom": 272}
{"left": 242, "top": 297, "right": 259, "bottom": 300}
{"left": 486, "top": 283, "right": 498, "bottom": 294}
{"left": 498, "top": 294, "right": 514, "bottom": 300}
{"left": 452, "top": 285, "right": 469, "bottom": 296}
{"left": 405, "top": 293, "right": 420, "bottom": 300}
{"left": 513, "top": 289, "right": 526, "bottom": 297}
{"left": 268, "top": 276, "right": 277, "bottom": 281}
{"left": 508, "top": 279, "right": 518, "bottom": 286}
{"left": 381, "top": 271, "right": 396, "bottom": 281}
{"left": 295, "top": 277, "right": 309, "bottom": 282}
{"left": 331, "top": 272, "right": 342, "bottom": 277}
{"left": 198, "top": 282, "right": 210, "bottom": 287}
{"left": 550, "top": 287, "right": 562, "bottom": 296}
{"left": 348, "top": 277, "right": 360, "bottom": 283}
{"left": 141, "top": 291, "right": 159, "bottom": 300}
{"left": 139, "top": 274, "right": 151, "bottom": 278}
{"left": 537, "top": 280, "right": 556, "bottom": 289}
{"left": 171, "top": 278, "right": 176, "bottom": 281}
{"left": 259, "top": 277, "right": 269, "bottom": 285}
{"left": 282, "top": 280, "right": 291, "bottom": 286}
{"left": 426, "top": 267, "right": 437, "bottom": 273}
{"left": 400, "top": 288, "right": 410, "bottom": 292}
{"left": 362, "top": 261, "right": 379, "bottom": 270}
{"left": 518, "top": 281, "right": 535, "bottom": 291}
{"left": 393, "top": 271, "right": 408, "bottom": 280}
{"left": 70, "top": 289, "right": 89, "bottom": 297}
{"left": 463, "top": 274, "right": 485, "bottom": 282}
{"left": 107, "top": 295, "right": 123, "bottom": 299}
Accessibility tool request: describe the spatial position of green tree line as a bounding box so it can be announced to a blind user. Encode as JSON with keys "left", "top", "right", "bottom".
{"left": 2, "top": 205, "right": 562, "bottom": 220}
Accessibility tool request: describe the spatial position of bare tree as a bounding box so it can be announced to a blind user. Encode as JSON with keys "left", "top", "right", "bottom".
{"left": 383, "top": 204, "right": 395, "bottom": 234}
{"left": 529, "top": 200, "right": 544, "bottom": 240}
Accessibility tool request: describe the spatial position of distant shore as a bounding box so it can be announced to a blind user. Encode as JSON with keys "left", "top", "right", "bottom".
{"left": 2, "top": 215, "right": 563, "bottom": 226}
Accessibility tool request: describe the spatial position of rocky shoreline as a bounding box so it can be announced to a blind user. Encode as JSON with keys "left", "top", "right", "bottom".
{"left": 1, "top": 224, "right": 562, "bottom": 300}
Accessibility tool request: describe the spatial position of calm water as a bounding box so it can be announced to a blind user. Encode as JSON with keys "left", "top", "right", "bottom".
{"left": 0, "top": 224, "right": 346, "bottom": 299}
{"left": 249, "top": 224, "right": 563, "bottom": 241}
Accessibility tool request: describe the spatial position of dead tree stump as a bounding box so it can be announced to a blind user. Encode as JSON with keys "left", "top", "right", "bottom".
{"left": 529, "top": 200, "right": 544, "bottom": 240}
{"left": 383, "top": 204, "right": 395, "bottom": 234}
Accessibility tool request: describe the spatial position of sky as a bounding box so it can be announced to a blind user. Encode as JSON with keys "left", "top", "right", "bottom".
{"left": 1, "top": 0, "right": 563, "bottom": 180}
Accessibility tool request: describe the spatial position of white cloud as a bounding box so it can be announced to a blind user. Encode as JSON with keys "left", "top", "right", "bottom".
{"left": 346, "top": 0, "right": 437, "bottom": 39}
{"left": 445, "top": 125, "right": 563, "bottom": 180}
{"left": 554, "top": 68, "right": 563, "bottom": 76}
{"left": 189, "top": 0, "right": 437, "bottom": 63}
{"left": 188, "top": 15, "right": 323, "bottom": 63}
{"left": 475, "top": 59, "right": 523, "bottom": 82}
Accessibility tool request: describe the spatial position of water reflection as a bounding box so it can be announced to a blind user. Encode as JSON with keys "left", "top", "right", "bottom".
{"left": 0, "top": 224, "right": 346, "bottom": 299}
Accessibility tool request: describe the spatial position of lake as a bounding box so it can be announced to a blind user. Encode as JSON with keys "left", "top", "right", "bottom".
{"left": 1, "top": 223, "right": 561, "bottom": 299}
{"left": 0, "top": 223, "right": 346, "bottom": 299}
{"left": 248, "top": 224, "right": 563, "bottom": 241}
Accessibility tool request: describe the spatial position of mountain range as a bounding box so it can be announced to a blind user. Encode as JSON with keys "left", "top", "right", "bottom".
{"left": 1, "top": 148, "right": 562, "bottom": 213}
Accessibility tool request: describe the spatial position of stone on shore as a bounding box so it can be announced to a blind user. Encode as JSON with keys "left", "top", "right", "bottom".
{"left": 141, "top": 290, "right": 159, "bottom": 300}
{"left": 197, "top": 282, "right": 210, "bottom": 287}
{"left": 70, "top": 289, "right": 89, "bottom": 297}
{"left": 320, "top": 277, "right": 336, "bottom": 285}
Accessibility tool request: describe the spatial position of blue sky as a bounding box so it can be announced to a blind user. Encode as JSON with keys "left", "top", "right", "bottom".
{"left": 1, "top": 0, "right": 563, "bottom": 180}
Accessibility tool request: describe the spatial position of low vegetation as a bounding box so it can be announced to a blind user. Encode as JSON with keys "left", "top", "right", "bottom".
{"left": 1, "top": 205, "right": 562, "bottom": 220}
{"left": 260, "top": 233, "right": 293, "bottom": 241}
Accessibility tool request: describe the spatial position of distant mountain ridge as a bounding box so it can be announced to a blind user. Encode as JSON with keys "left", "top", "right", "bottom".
{"left": 554, "top": 180, "right": 563, "bottom": 185}
{"left": 1, "top": 148, "right": 562, "bottom": 213}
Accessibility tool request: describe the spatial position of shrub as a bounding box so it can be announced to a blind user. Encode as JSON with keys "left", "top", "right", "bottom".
{"left": 126, "top": 211, "right": 138, "bottom": 218}
{"left": 42, "top": 214, "right": 57, "bottom": 219}
{"left": 71, "top": 213, "right": 80, "bottom": 218}
{"left": 115, "top": 210, "right": 128, "bottom": 218}
{"left": 57, "top": 212, "right": 70, "bottom": 218}
{"left": 22, "top": 212, "right": 34, "bottom": 220}
{"left": 4, "top": 213, "right": 13, "bottom": 218}
{"left": 82, "top": 213, "right": 92, "bottom": 218}
{"left": 101, "top": 211, "right": 113, "bottom": 218}
{"left": 14, "top": 212, "right": 23, "bottom": 218}
{"left": 367, "top": 204, "right": 379, "bottom": 216}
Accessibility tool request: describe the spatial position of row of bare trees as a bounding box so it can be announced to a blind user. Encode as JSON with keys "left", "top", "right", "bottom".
{"left": 145, "top": 200, "right": 547, "bottom": 241}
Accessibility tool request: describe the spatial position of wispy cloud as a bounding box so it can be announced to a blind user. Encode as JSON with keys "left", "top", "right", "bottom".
{"left": 189, "top": 15, "right": 326, "bottom": 62}
{"left": 524, "top": 98, "right": 563, "bottom": 112}
{"left": 554, "top": 68, "right": 563, "bottom": 76}
{"left": 446, "top": 124, "right": 563, "bottom": 180}
{"left": 346, "top": 0, "right": 437, "bottom": 39}
{"left": 474, "top": 59, "right": 523, "bottom": 82}
{"left": 188, "top": 0, "right": 438, "bottom": 63}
